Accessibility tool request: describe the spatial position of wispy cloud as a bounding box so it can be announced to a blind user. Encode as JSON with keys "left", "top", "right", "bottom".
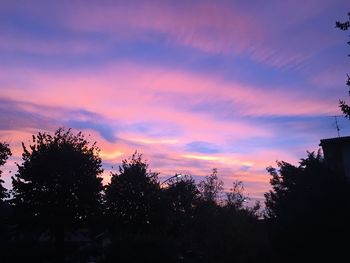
{"left": 2, "top": 0, "right": 344, "bottom": 69}
{"left": 1, "top": 0, "right": 349, "bottom": 200}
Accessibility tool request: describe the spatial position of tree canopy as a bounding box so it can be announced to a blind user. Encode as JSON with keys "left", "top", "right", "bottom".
{"left": 265, "top": 151, "right": 350, "bottom": 262}
{"left": 0, "top": 142, "right": 11, "bottom": 202}
{"left": 0, "top": 128, "right": 270, "bottom": 262}
{"left": 198, "top": 168, "right": 224, "bottom": 204}
{"left": 0, "top": 142, "right": 12, "bottom": 261}
{"left": 12, "top": 128, "right": 104, "bottom": 224}
{"left": 11, "top": 128, "right": 104, "bottom": 262}
{"left": 162, "top": 175, "right": 200, "bottom": 234}
{"left": 105, "top": 152, "right": 161, "bottom": 230}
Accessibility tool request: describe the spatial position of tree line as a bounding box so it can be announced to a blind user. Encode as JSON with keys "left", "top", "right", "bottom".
{"left": 1, "top": 127, "right": 350, "bottom": 263}
{"left": 0, "top": 128, "right": 268, "bottom": 263}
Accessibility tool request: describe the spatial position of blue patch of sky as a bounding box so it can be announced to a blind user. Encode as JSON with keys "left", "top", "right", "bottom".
{"left": 239, "top": 165, "right": 251, "bottom": 172}
{"left": 0, "top": 13, "right": 62, "bottom": 37}
{"left": 188, "top": 53, "right": 306, "bottom": 89}
{"left": 69, "top": 109, "right": 108, "bottom": 121}
{"left": 65, "top": 120, "right": 118, "bottom": 143}
{"left": 0, "top": 11, "right": 111, "bottom": 69}
{"left": 0, "top": 50, "right": 107, "bottom": 71}
{"left": 128, "top": 123, "right": 151, "bottom": 134}
{"left": 248, "top": 115, "right": 350, "bottom": 135}
{"left": 127, "top": 121, "right": 183, "bottom": 138}
{"left": 301, "top": 44, "right": 349, "bottom": 75}
{"left": 229, "top": 135, "right": 311, "bottom": 154}
{"left": 1, "top": 12, "right": 109, "bottom": 42}
{"left": 0, "top": 98, "right": 55, "bottom": 130}
{"left": 61, "top": 110, "right": 350, "bottom": 156}
{"left": 0, "top": 14, "right": 89, "bottom": 41}
{"left": 151, "top": 84, "right": 331, "bottom": 125}
{"left": 186, "top": 141, "right": 221, "bottom": 154}
{"left": 226, "top": 115, "right": 350, "bottom": 154}
{"left": 0, "top": 33, "right": 181, "bottom": 70}
{"left": 187, "top": 97, "right": 240, "bottom": 121}
{"left": 59, "top": 109, "right": 122, "bottom": 143}
{"left": 105, "top": 38, "right": 308, "bottom": 90}
{"left": 0, "top": 99, "right": 122, "bottom": 139}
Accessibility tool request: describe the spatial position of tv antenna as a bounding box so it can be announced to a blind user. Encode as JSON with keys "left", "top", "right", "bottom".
{"left": 331, "top": 115, "right": 342, "bottom": 137}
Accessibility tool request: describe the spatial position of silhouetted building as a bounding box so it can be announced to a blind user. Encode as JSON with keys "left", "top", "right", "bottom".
{"left": 320, "top": 136, "right": 350, "bottom": 181}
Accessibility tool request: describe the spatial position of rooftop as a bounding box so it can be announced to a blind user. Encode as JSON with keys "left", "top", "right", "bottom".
{"left": 320, "top": 136, "right": 350, "bottom": 146}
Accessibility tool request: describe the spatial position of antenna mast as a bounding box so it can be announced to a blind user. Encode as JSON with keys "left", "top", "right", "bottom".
{"left": 332, "top": 115, "right": 341, "bottom": 137}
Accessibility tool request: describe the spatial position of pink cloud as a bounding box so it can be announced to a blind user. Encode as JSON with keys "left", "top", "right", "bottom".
{"left": 0, "top": 60, "right": 338, "bottom": 200}
{"left": 14, "top": 63, "right": 340, "bottom": 116}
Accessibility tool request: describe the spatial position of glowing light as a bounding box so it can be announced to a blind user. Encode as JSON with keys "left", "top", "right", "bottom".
{"left": 182, "top": 154, "right": 220, "bottom": 161}
{"left": 100, "top": 150, "right": 123, "bottom": 160}
{"left": 242, "top": 162, "right": 253, "bottom": 167}
{"left": 130, "top": 137, "right": 179, "bottom": 145}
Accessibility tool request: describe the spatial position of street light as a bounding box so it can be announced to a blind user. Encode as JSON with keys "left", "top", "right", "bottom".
{"left": 160, "top": 173, "right": 182, "bottom": 186}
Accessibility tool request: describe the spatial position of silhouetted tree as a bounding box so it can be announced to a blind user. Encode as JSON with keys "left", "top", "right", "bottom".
{"left": 198, "top": 168, "right": 224, "bottom": 204}
{"left": 225, "top": 180, "right": 262, "bottom": 218}
{"left": 337, "top": 12, "right": 350, "bottom": 117}
{"left": 225, "top": 180, "right": 246, "bottom": 210}
{"left": 104, "top": 153, "right": 177, "bottom": 262}
{"left": 0, "top": 142, "right": 12, "bottom": 263}
{"left": 0, "top": 142, "right": 11, "bottom": 202}
{"left": 265, "top": 151, "right": 350, "bottom": 262}
{"left": 105, "top": 152, "right": 161, "bottom": 231}
{"left": 190, "top": 175, "right": 270, "bottom": 263}
{"left": 163, "top": 175, "right": 200, "bottom": 234}
{"left": 11, "top": 128, "right": 103, "bottom": 263}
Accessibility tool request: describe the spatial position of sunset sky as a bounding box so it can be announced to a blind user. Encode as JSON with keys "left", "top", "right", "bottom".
{"left": 1, "top": 0, "right": 349, "bottom": 201}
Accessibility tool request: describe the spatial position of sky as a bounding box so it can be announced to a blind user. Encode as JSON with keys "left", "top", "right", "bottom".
{"left": 1, "top": 0, "right": 350, "bottom": 201}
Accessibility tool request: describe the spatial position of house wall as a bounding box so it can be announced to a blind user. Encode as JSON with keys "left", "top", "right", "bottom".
{"left": 342, "top": 147, "right": 350, "bottom": 181}
{"left": 320, "top": 137, "right": 350, "bottom": 181}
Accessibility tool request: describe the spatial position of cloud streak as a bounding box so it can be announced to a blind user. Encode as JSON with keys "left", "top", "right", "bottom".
{"left": 1, "top": 0, "right": 349, "bottom": 200}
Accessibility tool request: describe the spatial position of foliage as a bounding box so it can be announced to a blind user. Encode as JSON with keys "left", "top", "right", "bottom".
{"left": 198, "top": 168, "right": 224, "bottom": 203}
{"left": 264, "top": 151, "right": 350, "bottom": 261}
{"left": 104, "top": 164, "right": 269, "bottom": 262}
{"left": 0, "top": 142, "right": 12, "bottom": 263}
{"left": 264, "top": 151, "right": 345, "bottom": 219}
{"left": 336, "top": 12, "right": 350, "bottom": 30}
{"left": 0, "top": 142, "right": 11, "bottom": 201}
{"left": 226, "top": 180, "right": 246, "bottom": 210}
{"left": 2, "top": 129, "right": 271, "bottom": 262}
{"left": 12, "top": 128, "right": 103, "bottom": 224}
{"left": 0, "top": 142, "right": 11, "bottom": 167}
{"left": 337, "top": 13, "right": 350, "bottom": 117}
{"left": 11, "top": 128, "right": 104, "bottom": 262}
{"left": 226, "top": 180, "right": 262, "bottom": 218}
{"left": 105, "top": 152, "right": 161, "bottom": 231}
{"left": 163, "top": 175, "right": 200, "bottom": 234}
